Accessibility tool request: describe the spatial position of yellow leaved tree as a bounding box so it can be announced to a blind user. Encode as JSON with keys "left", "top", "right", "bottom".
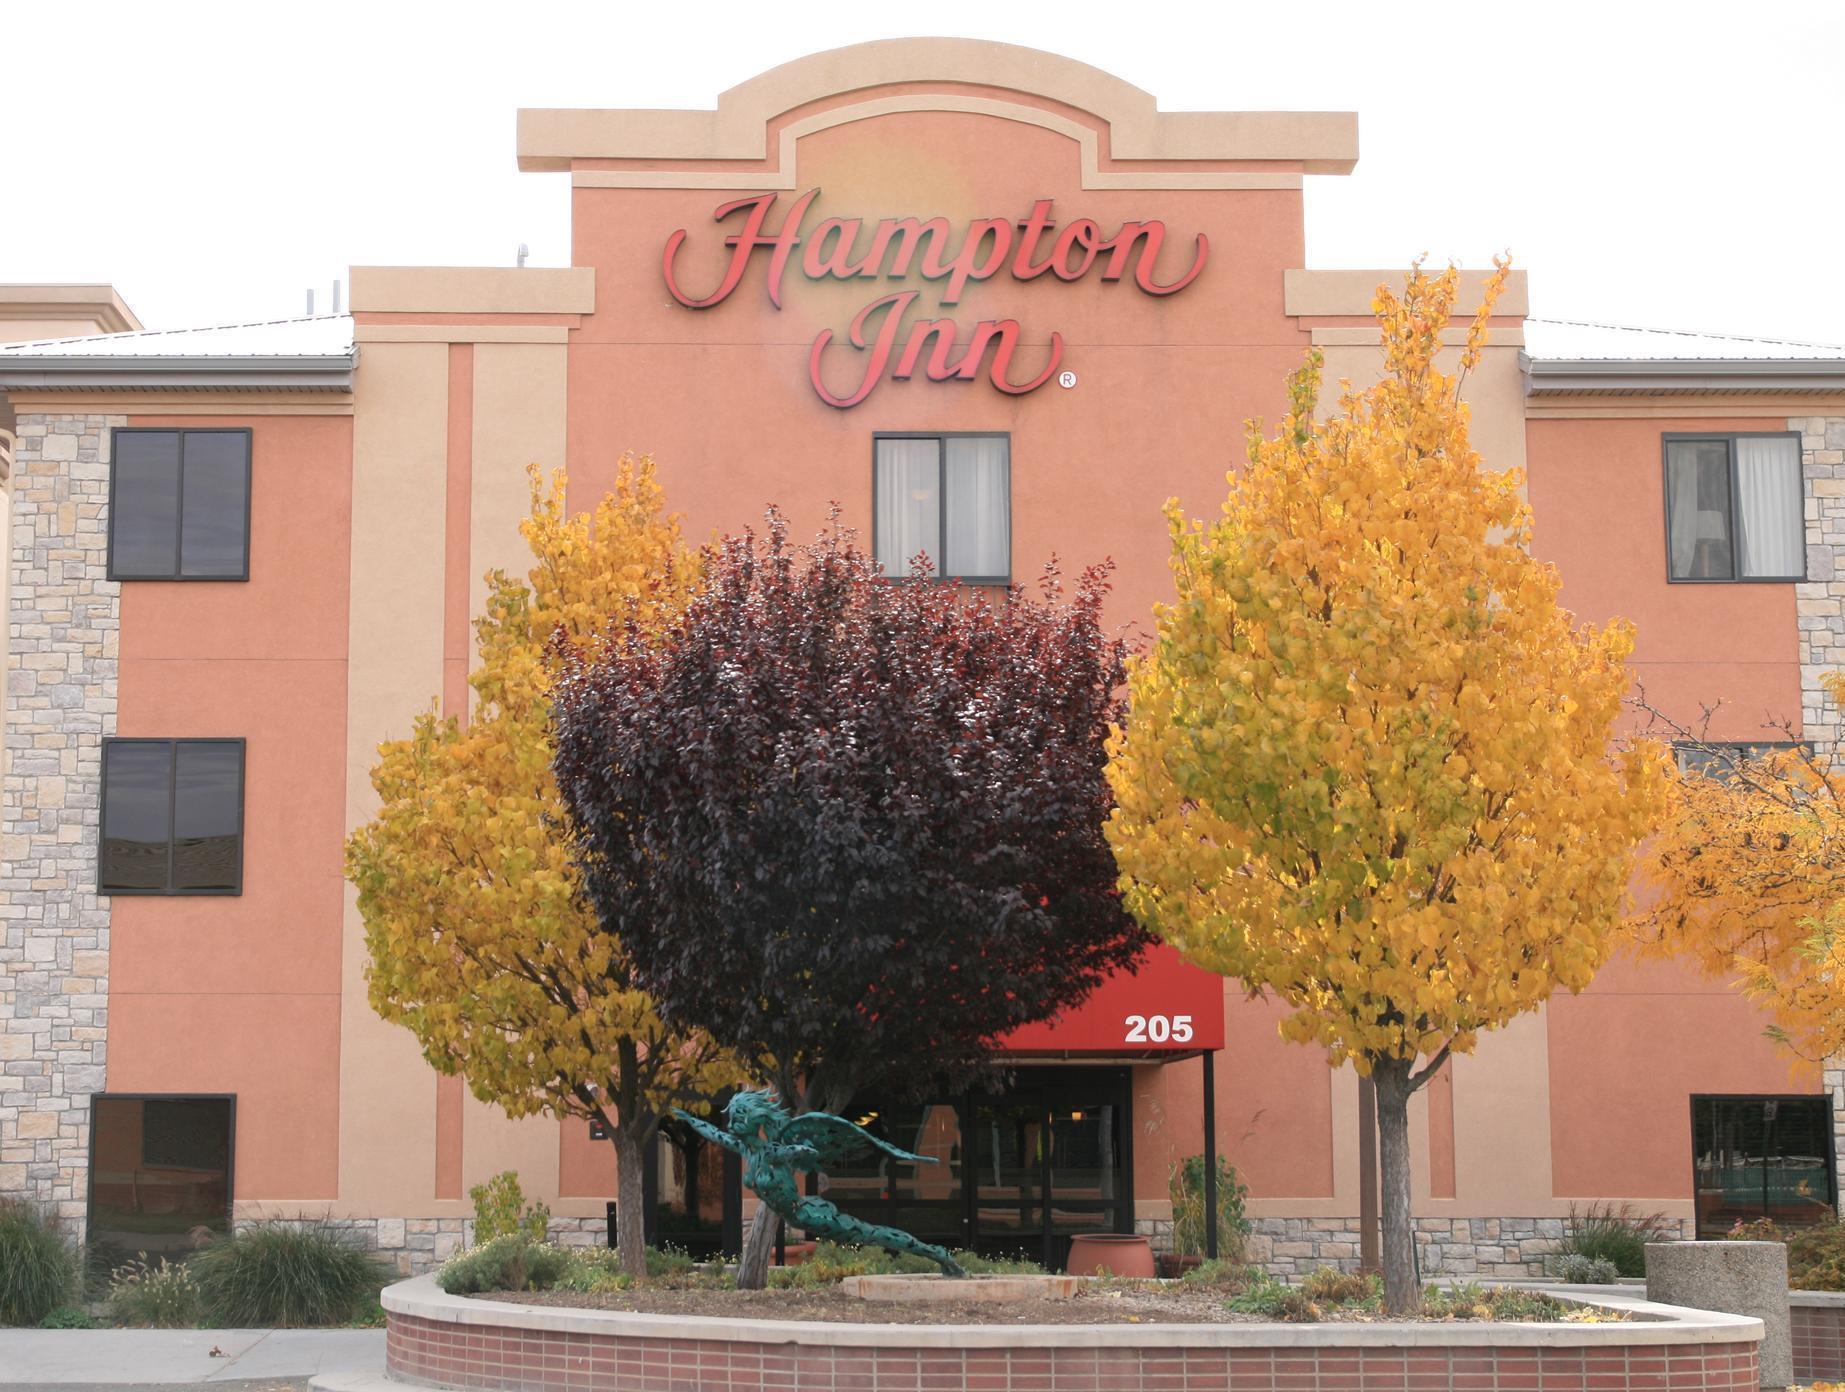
{"left": 345, "top": 460, "right": 741, "bottom": 1276}
{"left": 1104, "top": 263, "right": 1667, "bottom": 1312}
{"left": 1630, "top": 673, "right": 1845, "bottom": 1063}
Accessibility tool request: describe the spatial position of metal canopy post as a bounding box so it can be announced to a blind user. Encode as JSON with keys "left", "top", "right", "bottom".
{"left": 1203, "top": 1049, "right": 1218, "bottom": 1261}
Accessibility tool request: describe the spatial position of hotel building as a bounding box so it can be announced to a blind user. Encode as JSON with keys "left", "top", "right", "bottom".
{"left": 2, "top": 39, "right": 1843, "bottom": 1276}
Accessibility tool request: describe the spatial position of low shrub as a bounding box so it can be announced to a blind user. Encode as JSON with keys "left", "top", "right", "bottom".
{"left": 1169, "top": 1155, "right": 1252, "bottom": 1263}
{"left": 767, "top": 1241, "right": 1040, "bottom": 1289}
{"left": 37, "top": 1306, "right": 98, "bottom": 1330}
{"left": 0, "top": 1201, "right": 81, "bottom": 1327}
{"left": 1551, "top": 1253, "right": 1621, "bottom": 1285}
{"left": 1301, "top": 1267, "right": 1381, "bottom": 1308}
{"left": 109, "top": 1255, "right": 202, "bottom": 1328}
{"left": 188, "top": 1222, "right": 389, "bottom": 1326}
{"left": 1552, "top": 1202, "right": 1673, "bottom": 1277}
{"left": 1729, "top": 1217, "right": 1845, "bottom": 1291}
{"left": 469, "top": 1170, "right": 550, "bottom": 1246}
{"left": 1228, "top": 1272, "right": 1320, "bottom": 1322}
{"left": 436, "top": 1234, "right": 573, "bottom": 1295}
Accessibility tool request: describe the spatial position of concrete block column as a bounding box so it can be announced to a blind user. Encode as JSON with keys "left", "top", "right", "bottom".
{"left": 1647, "top": 1239, "right": 1790, "bottom": 1389}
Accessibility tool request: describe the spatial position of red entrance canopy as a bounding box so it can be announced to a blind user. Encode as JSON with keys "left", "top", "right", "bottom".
{"left": 999, "top": 943, "right": 1225, "bottom": 1057}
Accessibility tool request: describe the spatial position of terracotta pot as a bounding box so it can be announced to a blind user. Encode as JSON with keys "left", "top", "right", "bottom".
{"left": 1156, "top": 1253, "right": 1204, "bottom": 1280}
{"left": 1065, "top": 1233, "right": 1155, "bottom": 1278}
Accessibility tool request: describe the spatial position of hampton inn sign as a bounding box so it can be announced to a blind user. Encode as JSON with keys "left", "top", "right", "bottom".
{"left": 663, "top": 189, "right": 1210, "bottom": 407}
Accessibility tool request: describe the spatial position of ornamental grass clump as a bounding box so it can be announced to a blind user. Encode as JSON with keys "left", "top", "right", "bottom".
{"left": 1554, "top": 1202, "right": 1673, "bottom": 1278}
{"left": 0, "top": 1200, "right": 81, "bottom": 1327}
{"left": 108, "top": 1255, "right": 201, "bottom": 1328}
{"left": 188, "top": 1222, "right": 389, "bottom": 1327}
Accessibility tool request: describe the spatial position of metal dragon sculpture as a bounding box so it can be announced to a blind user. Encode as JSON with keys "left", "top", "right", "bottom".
{"left": 674, "top": 1089, "right": 968, "bottom": 1278}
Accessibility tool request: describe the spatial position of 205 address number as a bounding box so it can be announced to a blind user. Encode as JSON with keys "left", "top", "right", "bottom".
{"left": 1125, "top": 1014, "right": 1194, "bottom": 1044}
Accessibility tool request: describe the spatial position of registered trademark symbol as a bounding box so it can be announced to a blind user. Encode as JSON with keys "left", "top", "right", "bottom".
{"left": 1058, "top": 370, "right": 1078, "bottom": 390}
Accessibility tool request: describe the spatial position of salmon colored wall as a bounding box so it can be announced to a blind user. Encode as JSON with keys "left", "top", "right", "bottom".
{"left": 1525, "top": 416, "right": 1802, "bottom": 739}
{"left": 559, "top": 1117, "right": 618, "bottom": 1197}
{"left": 110, "top": 414, "right": 352, "bottom": 1202}
{"left": 565, "top": 108, "right": 1311, "bottom": 637}
{"left": 1547, "top": 950, "right": 1819, "bottom": 1198}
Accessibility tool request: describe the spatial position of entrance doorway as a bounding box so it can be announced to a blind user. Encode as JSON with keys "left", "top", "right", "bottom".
{"left": 823, "top": 1066, "right": 1132, "bottom": 1270}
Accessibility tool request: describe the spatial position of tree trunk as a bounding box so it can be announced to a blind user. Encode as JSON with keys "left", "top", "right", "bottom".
{"left": 612, "top": 1125, "right": 649, "bottom": 1278}
{"left": 1372, "top": 1058, "right": 1420, "bottom": 1315}
{"left": 735, "top": 1198, "right": 779, "bottom": 1290}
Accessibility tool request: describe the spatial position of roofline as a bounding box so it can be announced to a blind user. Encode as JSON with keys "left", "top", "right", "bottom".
{"left": 1523, "top": 352, "right": 1845, "bottom": 396}
{"left": 0, "top": 353, "right": 355, "bottom": 392}
{"left": 0, "top": 284, "right": 142, "bottom": 336}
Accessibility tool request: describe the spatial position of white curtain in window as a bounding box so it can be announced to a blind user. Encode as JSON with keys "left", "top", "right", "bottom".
{"left": 1735, "top": 436, "right": 1805, "bottom": 579}
{"left": 875, "top": 438, "right": 940, "bottom": 578}
{"left": 944, "top": 436, "right": 1010, "bottom": 580}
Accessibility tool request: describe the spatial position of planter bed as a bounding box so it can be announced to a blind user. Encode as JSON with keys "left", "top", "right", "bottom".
{"left": 1791, "top": 1290, "right": 1845, "bottom": 1382}
{"left": 382, "top": 1275, "right": 1762, "bottom": 1392}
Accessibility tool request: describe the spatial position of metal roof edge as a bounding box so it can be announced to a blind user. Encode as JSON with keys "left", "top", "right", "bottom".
{"left": 0, "top": 353, "right": 356, "bottom": 392}
{"left": 1522, "top": 351, "right": 1845, "bottom": 396}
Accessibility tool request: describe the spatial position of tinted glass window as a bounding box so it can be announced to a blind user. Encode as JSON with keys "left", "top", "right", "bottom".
{"left": 100, "top": 742, "right": 173, "bottom": 890}
{"left": 110, "top": 433, "right": 182, "bottom": 577}
{"left": 89, "top": 1096, "right": 232, "bottom": 1265}
{"left": 874, "top": 434, "right": 1010, "bottom": 582}
{"left": 180, "top": 433, "right": 250, "bottom": 578}
{"left": 173, "top": 743, "right": 243, "bottom": 890}
{"left": 1666, "top": 440, "right": 1734, "bottom": 580}
{"left": 100, "top": 740, "right": 243, "bottom": 894}
{"left": 1692, "top": 1096, "right": 1835, "bottom": 1237}
{"left": 108, "top": 430, "right": 249, "bottom": 580}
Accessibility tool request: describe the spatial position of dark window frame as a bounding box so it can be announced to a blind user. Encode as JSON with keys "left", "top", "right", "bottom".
{"left": 1661, "top": 431, "right": 1806, "bottom": 585}
{"left": 871, "top": 431, "right": 1012, "bottom": 586}
{"left": 98, "top": 737, "right": 246, "bottom": 896}
{"left": 107, "top": 427, "right": 253, "bottom": 582}
{"left": 1689, "top": 1092, "right": 1838, "bottom": 1238}
{"left": 1672, "top": 739, "right": 1804, "bottom": 777}
{"left": 86, "top": 1093, "right": 236, "bottom": 1237}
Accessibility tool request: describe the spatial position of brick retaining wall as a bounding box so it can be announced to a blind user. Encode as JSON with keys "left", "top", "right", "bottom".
{"left": 381, "top": 1276, "right": 1764, "bottom": 1392}
{"left": 1790, "top": 1294, "right": 1845, "bottom": 1382}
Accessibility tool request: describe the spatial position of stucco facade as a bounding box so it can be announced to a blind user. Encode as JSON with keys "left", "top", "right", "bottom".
{"left": 2, "top": 40, "right": 1842, "bottom": 1278}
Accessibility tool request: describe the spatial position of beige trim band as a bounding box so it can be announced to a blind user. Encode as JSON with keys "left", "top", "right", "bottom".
{"left": 355, "top": 325, "right": 572, "bottom": 345}
{"left": 521, "top": 38, "right": 1356, "bottom": 177}
{"left": 1310, "top": 327, "right": 1526, "bottom": 348}
{"left": 1286, "top": 268, "right": 1530, "bottom": 319}
{"left": 349, "top": 267, "right": 595, "bottom": 316}
{"left": 570, "top": 94, "right": 1305, "bottom": 192}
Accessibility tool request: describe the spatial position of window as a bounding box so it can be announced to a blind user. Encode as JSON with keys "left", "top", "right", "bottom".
{"left": 99, "top": 739, "right": 244, "bottom": 894}
{"left": 873, "top": 434, "right": 1009, "bottom": 582}
{"left": 1691, "top": 1095, "right": 1836, "bottom": 1238}
{"left": 1664, "top": 433, "right": 1804, "bottom": 582}
{"left": 88, "top": 1095, "right": 233, "bottom": 1262}
{"left": 1673, "top": 740, "right": 1803, "bottom": 779}
{"left": 108, "top": 428, "right": 251, "bottom": 580}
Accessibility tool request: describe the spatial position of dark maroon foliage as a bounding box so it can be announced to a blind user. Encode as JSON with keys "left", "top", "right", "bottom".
{"left": 550, "top": 511, "right": 1147, "bottom": 1112}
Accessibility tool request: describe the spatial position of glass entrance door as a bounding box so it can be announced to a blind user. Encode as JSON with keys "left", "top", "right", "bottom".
{"left": 971, "top": 1071, "right": 1129, "bottom": 1269}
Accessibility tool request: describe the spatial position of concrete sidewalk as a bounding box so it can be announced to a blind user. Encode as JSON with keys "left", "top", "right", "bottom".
{"left": 0, "top": 1328, "right": 383, "bottom": 1388}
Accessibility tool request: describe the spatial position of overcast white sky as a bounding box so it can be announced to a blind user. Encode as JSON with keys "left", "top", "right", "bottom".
{"left": 9, "top": 0, "right": 1844, "bottom": 344}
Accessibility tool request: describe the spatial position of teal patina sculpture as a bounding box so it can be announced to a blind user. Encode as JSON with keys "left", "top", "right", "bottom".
{"left": 675, "top": 1089, "right": 969, "bottom": 1278}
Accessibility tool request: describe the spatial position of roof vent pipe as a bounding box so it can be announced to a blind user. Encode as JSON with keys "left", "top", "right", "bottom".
{"left": 306, "top": 287, "right": 315, "bottom": 316}
{"left": 331, "top": 279, "right": 342, "bottom": 315}
{"left": 517, "top": 243, "right": 530, "bottom": 268}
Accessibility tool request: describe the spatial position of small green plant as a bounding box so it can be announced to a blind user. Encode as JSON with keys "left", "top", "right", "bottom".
{"left": 1179, "top": 1258, "right": 1257, "bottom": 1290}
{"left": 0, "top": 1201, "right": 81, "bottom": 1327}
{"left": 188, "top": 1223, "right": 389, "bottom": 1326}
{"left": 767, "top": 1241, "right": 1041, "bottom": 1289}
{"left": 1552, "top": 1202, "right": 1673, "bottom": 1278}
{"left": 108, "top": 1255, "right": 201, "bottom": 1328}
{"left": 1422, "top": 1282, "right": 1575, "bottom": 1322}
{"left": 37, "top": 1306, "right": 98, "bottom": 1330}
{"left": 469, "top": 1171, "right": 550, "bottom": 1245}
{"left": 1551, "top": 1253, "right": 1621, "bottom": 1285}
{"left": 1169, "top": 1155, "right": 1251, "bottom": 1262}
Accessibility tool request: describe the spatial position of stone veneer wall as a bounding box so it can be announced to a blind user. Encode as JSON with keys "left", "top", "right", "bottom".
{"left": 1797, "top": 415, "right": 1845, "bottom": 755}
{"left": 0, "top": 414, "right": 120, "bottom": 1235}
{"left": 255, "top": 1215, "right": 609, "bottom": 1277}
{"left": 1136, "top": 1215, "right": 1695, "bottom": 1278}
